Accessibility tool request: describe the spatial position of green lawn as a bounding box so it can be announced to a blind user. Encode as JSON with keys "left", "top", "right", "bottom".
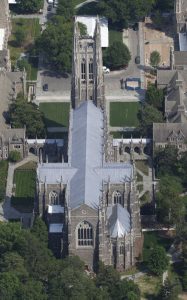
{"left": 110, "top": 102, "right": 140, "bottom": 127}
{"left": 109, "top": 29, "right": 122, "bottom": 46}
{"left": 0, "top": 161, "right": 8, "bottom": 202}
{"left": 40, "top": 103, "right": 70, "bottom": 128}
{"left": 12, "top": 166, "right": 36, "bottom": 212}
{"left": 136, "top": 160, "right": 149, "bottom": 176}
{"left": 9, "top": 18, "right": 40, "bottom": 68}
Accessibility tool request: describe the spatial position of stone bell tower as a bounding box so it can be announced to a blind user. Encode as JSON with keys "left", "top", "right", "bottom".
{"left": 71, "top": 17, "right": 105, "bottom": 109}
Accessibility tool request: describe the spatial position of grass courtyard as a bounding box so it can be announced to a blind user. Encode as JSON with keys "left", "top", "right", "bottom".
{"left": 110, "top": 102, "right": 140, "bottom": 127}
{"left": 39, "top": 103, "right": 70, "bottom": 128}
{"left": 12, "top": 162, "right": 36, "bottom": 212}
{"left": 8, "top": 18, "right": 40, "bottom": 78}
{"left": 109, "top": 29, "right": 122, "bottom": 45}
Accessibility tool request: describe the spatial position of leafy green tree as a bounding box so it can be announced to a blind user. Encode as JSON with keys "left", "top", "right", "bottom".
{"left": 156, "top": 175, "right": 185, "bottom": 225}
{"left": 145, "top": 83, "right": 164, "bottom": 110}
{"left": 57, "top": 0, "right": 74, "bottom": 21}
{"left": 154, "top": 146, "right": 178, "bottom": 177}
{"left": 0, "top": 272, "right": 20, "bottom": 299}
{"left": 97, "top": 0, "right": 155, "bottom": 28}
{"left": 138, "top": 104, "right": 163, "bottom": 137}
{"left": 150, "top": 50, "right": 161, "bottom": 68}
{"left": 78, "top": 22, "right": 88, "bottom": 36}
{"left": 96, "top": 263, "right": 140, "bottom": 299}
{"left": 17, "top": 0, "right": 43, "bottom": 13}
{"left": 147, "top": 246, "right": 169, "bottom": 275}
{"left": 0, "top": 252, "right": 28, "bottom": 281}
{"left": 18, "top": 279, "right": 47, "bottom": 300}
{"left": 8, "top": 93, "right": 45, "bottom": 138}
{"left": 103, "top": 41, "right": 131, "bottom": 69}
{"left": 36, "top": 16, "right": 73, "bottom": 73}
{"left": 8, "top": 150, "right": 21, "bottom": 163}
{"left": 31, "top": 217, "right": 48, "bottom": 246}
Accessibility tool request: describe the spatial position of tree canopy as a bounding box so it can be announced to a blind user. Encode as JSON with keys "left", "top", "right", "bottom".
{"left": 156, "top": 175, "right": 185, "bottom": 226}
{"left": 138, "top": 104, "right": 163, "bottom": 137}
{"left": 36, "top": 16, "right": 73, "bottom": 73}
{"left": 0, "top": 221, "right": 141, "bottom": 300}
{"left": 97, "top": 0, "right": 156, "bottom": 28}
{"left": 150, "top": 50, "right": 161, "bottom": 68}
{"left": 147, "top": 246, "right": 169, "bottom": 275}
{"left": 16, "top": 0, "right": 43, "bottom": 13}
{"left": 145, "top": 83, "right": 164, "bottom": 110}
{"left": 57, "top": 0, "right": 74, "bottom": 21}
{"left": 103, "top": 41, "right": 131, "bottom": 69}
{"left": 8, "top": 93, "right": 45, "bottom": 138}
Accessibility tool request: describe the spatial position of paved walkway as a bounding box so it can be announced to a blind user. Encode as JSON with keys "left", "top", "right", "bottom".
{"left": 75, "top": 0, "right": 99, "bottom": 9}
{"left": 0, "top": 154, "right": 37, "bottom": 221}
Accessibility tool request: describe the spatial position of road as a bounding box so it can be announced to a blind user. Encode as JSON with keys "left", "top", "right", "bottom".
{"left": 75, "top": 0, "right": 99, "bottom": 9}
{"left": 105, "top": 29, "right": 143, "bottom": 101}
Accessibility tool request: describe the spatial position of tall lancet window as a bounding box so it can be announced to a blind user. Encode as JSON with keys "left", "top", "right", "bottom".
{"left": 77, "top": 221, "right": 93, "bottom": 246}
{"left": 89, "top": 58, "right": 93, "bottom": 82}
{"left": 49, "top": 191, "right": 59, "bottom": 205}
{"left": 81, "top": 58, "right": 86, "bottom": 81}
{"left": 113, "top": 190, "right": 123, "bottom": 206}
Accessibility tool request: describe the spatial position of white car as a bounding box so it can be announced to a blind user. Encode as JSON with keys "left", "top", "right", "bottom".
{"left": 103, "top": 66, "right": 110, "bottom": 74}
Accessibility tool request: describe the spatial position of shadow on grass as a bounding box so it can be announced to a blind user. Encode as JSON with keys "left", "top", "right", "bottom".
{"left": 43, "top": 116, "right": 69, "bottom": 128}
{"left": 11, "top": 196, "right": 34, "bottom": 213}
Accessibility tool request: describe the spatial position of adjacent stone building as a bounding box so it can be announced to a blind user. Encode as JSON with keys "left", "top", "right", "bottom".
{"left": 37, "top": 18, "right": 142, "bottom": 271}
{"left": 0, "top": 0, "right": 11, "bottom": 71}
{"left": 153, "top": 123, "right": 187, "bottom": 153}
{"left": 0, "top": 128, "right": 26, "bottom": 160}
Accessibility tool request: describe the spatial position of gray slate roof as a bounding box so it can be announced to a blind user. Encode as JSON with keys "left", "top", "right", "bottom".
{"left": 38, "top": 101, "right": 133, "bottom": 210}
{"left": 107, "top": 204, "right": 130, "bottom": 238}
{"left": 153, "top": 123, "right": 187, "bottom": 143}
{"left": 174, "top": 51, "right": 187, "bottom": 66}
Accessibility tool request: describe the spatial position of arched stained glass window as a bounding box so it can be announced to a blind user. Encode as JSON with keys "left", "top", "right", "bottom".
{"left": 77, "top": 221, "right": 93, "bottom": 246}
{"left": 49, "top": 191, "right": 58, "bottom": 205}
{"left": 113, "top": 191, "right": 123, "bottom": 205}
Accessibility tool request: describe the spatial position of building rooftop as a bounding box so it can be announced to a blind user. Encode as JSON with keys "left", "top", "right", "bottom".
{"left": 107, "top": 204, "right": 130, "bottom": 238}
{"left": 153, "top": 123, "right": 187, "bottom": 143}
{"left": 75, "top": 15, "right": 108, "bottom": 47}
{"left": 38, "top": 101, "right": 133, "bottom": 210}
{"left": 49, "top": 223, "right": 63, "bottom": 233}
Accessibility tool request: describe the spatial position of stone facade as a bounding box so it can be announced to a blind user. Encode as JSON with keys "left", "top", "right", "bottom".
{"left": 153, "top": 123, "right": 187, "bottom": 154}
{"left": 71, "top": 17, "right": 105, "bottom": 109}
{"left": 0, "top": 128, "right": 26, "bottom": 160}
{"left": 37, "top": 18, "right": 142, "bottom": 271}
{"left": 0, "top": 0, "right": 11, "bottom": 71}
{"left": 175, "top": 0, "right": 187, "bottom": 33}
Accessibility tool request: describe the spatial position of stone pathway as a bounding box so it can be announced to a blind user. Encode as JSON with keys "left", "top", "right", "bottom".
{"left": 136, "top": 164, "right": 154, "bottom": 199}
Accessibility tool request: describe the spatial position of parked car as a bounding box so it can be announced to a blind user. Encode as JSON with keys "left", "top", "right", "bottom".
{"left": 47, "top": 4, "right": 53, "bottom": 11}
{"left": 103, "top": 66, "right": 110, "bottom": 74}
{"left": 43, "top": 84, "right": 48, "bottom": 91}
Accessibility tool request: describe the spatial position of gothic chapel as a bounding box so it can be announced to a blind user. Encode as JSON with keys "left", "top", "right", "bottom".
{"left": 37, "top": 17, "right": 142, "bottom": 271}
